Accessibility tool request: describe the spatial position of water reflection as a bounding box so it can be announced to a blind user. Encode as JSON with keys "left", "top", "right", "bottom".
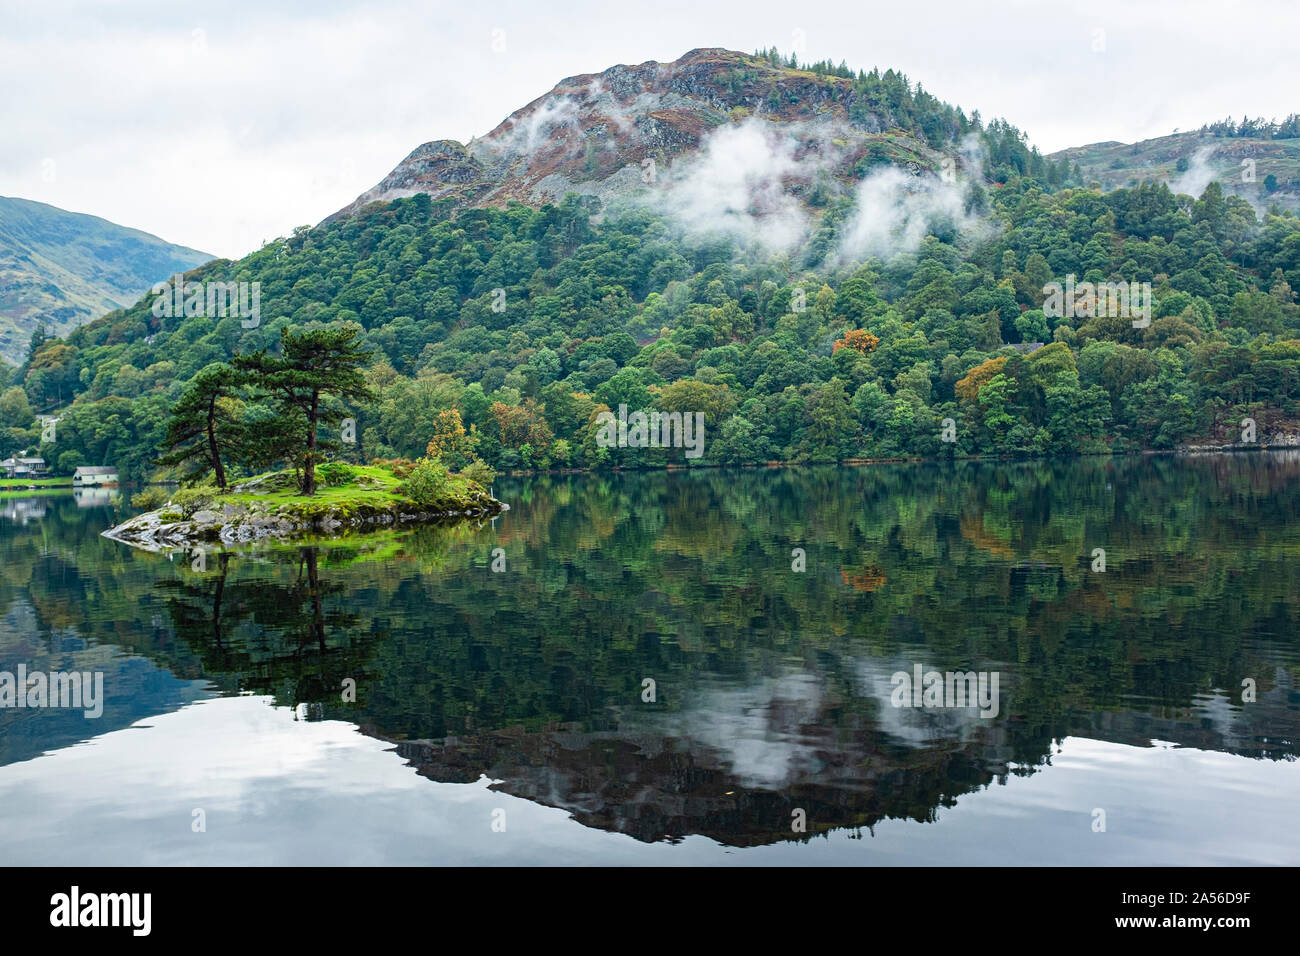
{"left": 0, "top": 456, "right": 1297, "bottom": 859}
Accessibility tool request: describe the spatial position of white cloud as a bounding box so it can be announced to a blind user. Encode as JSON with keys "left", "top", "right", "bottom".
{"left": 1171, "top": 144, "right": 1220, "bottom": 198}
{"left": 836, "top": 137, "right": 994, "bottom": 262}
{"left": 655, "top": 119, "right": 812, "bottom": 254}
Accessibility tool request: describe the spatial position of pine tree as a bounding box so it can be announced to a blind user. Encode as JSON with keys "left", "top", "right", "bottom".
{"left": 234, "top": 324, "right": 374, "bottom": 495}
{"left": 157, "top": 363, "right": 244, "bottom": 489}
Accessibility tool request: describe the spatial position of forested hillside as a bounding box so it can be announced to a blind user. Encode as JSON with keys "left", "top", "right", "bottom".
{"left": 5, "top": 49, "right": 1300, "bottom": 482}
{"left": 0, "top": 196, "right": 211, "bottom": 366}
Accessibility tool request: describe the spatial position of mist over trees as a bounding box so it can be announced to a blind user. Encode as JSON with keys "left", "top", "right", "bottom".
{"left": 10, "top": 56, "right": 1300, "bottom": 483}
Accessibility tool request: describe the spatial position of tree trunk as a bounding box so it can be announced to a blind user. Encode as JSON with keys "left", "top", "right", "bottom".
{"left": 207, "top": 394, "right": 226, "bottom": 490}
{"left": 302, "top": 390, "right": 319, "bottom": 495}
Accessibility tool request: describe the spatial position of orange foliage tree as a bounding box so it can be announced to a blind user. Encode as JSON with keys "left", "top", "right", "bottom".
{"left": 832, "top": 329, "right": 881, "bottom": 355}
{"left": 955, "top": 357, "right": 1008, "bottom": 402}
{"left": 491, "top": 399, "right": 554, "bottom": 452}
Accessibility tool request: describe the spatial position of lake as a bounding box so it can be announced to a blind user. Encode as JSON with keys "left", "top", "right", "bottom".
{"left": 1, "top": 454, "right": 1298, "bottom": 865}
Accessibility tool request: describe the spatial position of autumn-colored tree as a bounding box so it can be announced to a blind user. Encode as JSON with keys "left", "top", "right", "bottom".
{"left": 832, "top": 329, "right": 881, "bottom": 355}
{"left": 425, "top": 408, "right": 474, "bottom": 463}
{"left": 841, "top": 566, "right": 888, "bottom": 592}
{"left": 651, "top": 379, "right": 737, "bottom": 425}
{"left": 491, "top": 399, "right": 554, "bottom": 453}
{"left": 955, "top": 357, "right": 1008, "bottom": 403}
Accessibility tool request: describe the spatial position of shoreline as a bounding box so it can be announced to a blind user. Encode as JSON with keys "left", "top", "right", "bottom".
{"left": 491, "top": 441, "right": 1300, "bottom": 478}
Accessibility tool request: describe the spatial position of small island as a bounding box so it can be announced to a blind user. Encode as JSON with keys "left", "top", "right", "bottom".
{"left": 105, "top": 462, "right": 505, "bottom": 551}
{"left": 103, "top": 324, "right": 505, "bottom": 551}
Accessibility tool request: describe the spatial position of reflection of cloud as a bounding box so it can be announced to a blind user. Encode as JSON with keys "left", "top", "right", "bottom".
{"left": 652, "top": 671, "right": 826, "bottom": 789}
{"left": 855, "top": 654, "right": 1006, "bottom": 748}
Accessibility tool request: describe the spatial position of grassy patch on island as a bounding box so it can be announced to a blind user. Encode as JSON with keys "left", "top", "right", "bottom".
{"left": 135, "top": 460, "right": 497, "bottom": 524}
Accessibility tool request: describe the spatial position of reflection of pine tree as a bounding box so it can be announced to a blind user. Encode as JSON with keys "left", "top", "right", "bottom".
{"left": 155, "top": 547, "right": 371, "bottom": 709}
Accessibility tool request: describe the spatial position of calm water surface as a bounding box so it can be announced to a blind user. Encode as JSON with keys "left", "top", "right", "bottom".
{"left": 1, "top": 455, "right": 1297, "bottom": 865}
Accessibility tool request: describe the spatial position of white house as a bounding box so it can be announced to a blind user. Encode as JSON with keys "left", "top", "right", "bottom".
{"left": 72, "top": 466, "right": 119, "bottom": 486}
{"left": 1, "top": 456, "right": 48, "bottom": 479}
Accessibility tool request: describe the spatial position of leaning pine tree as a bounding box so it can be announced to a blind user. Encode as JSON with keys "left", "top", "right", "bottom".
{"left": 234, "top": 324, "right": 374, "bottom": 496}
{"left": 156, "top": 362, "right": 245, "bottom": 490}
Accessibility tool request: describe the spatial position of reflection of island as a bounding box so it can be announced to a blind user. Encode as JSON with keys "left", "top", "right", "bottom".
{"left": 17, "top": 454, "right": 1299, "bottom": 848}
{"left": 154, "top": 547, "right": 372, "bottom": 706}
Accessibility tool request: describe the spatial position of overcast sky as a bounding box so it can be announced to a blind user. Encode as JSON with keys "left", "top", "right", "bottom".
{"left": 3, "top": 0, "right": 1296, "bottom": 260}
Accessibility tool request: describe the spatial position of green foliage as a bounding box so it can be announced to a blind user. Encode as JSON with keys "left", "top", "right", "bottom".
{"left": 233, "top": 324, "right": 375, "bottom": 495}
{"left": 156, "top": 362, "right": 244, "bottom": 489}
{"left": 400, "top": 458, "right": 452, "bottom": 506}
{"left": 130, "top": 486, "right": 170, "bottom": 510}
{"left": 461, "top": 458, "right": 496, "bottom": 488}
{"left": 15, "top": 137, "right": 1300, "bottom": 473}
{"left": 316, "top": 462, "right": 358, "bottom": 486}
{"left": 170, "top": 485, "right": 219, "bottom": 518}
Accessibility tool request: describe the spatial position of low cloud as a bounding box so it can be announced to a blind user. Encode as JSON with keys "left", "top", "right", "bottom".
{"left": 1171, "top": 144, "right": 1219, "bottom": 198}
{"left": 835, "top": 163, "right": 990, "bottom": 263}
{"left": 480, "top": 96, "right": 582, "bottom": 159}
{"left": 649, "top": 119, "right": 991, "bottom": 263}
{"left": 655, "top": 119, "right": 813, "bottom": 255}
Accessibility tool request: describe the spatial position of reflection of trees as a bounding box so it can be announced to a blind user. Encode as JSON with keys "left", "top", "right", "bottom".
{"left": 6, "top": 457, "right": 1300, "bottom": 846}
{"left": 154, "top": 547, "right": 370, "bottom": 706}
{"left": 322, "top": 454, "right": 1300, "bottom": 845}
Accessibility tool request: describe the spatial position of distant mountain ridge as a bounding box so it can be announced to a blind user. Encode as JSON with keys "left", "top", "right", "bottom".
{"left": 1048, "top": 128, "right": 1300, "bottom": 213}
{"left": 0, "top": 196, "right": 212, "bottom": 365}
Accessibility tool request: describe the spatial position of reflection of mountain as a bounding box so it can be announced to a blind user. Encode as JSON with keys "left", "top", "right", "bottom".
{"left": 384, "top": 662, "right": 1019, "bottom": 846}
{"left": 0, "top": 601, "right": 210, "bottom": 766}
{"left": 3, "top": 457, "right": 1298, "bottom": 845}
{"left": 377, "top": 655, "right": 1299, "bottom": 847}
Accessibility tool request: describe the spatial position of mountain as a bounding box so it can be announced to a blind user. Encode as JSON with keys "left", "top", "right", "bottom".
{"left": 1049, "top": 125, "right": 1300, "bottom": 214}
{"left": 14, "top": 47, "right": 1300, "bottom": 483}
{"left": 0, "top": 196, "right": 212, "bottom": 365}
{"left": 329, "top": 47, "right": 978, "bottom": 222}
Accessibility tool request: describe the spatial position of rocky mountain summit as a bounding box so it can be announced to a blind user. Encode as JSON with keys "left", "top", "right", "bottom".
{"left": 328, "top": 48, "right": 955, "bottom": 221}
